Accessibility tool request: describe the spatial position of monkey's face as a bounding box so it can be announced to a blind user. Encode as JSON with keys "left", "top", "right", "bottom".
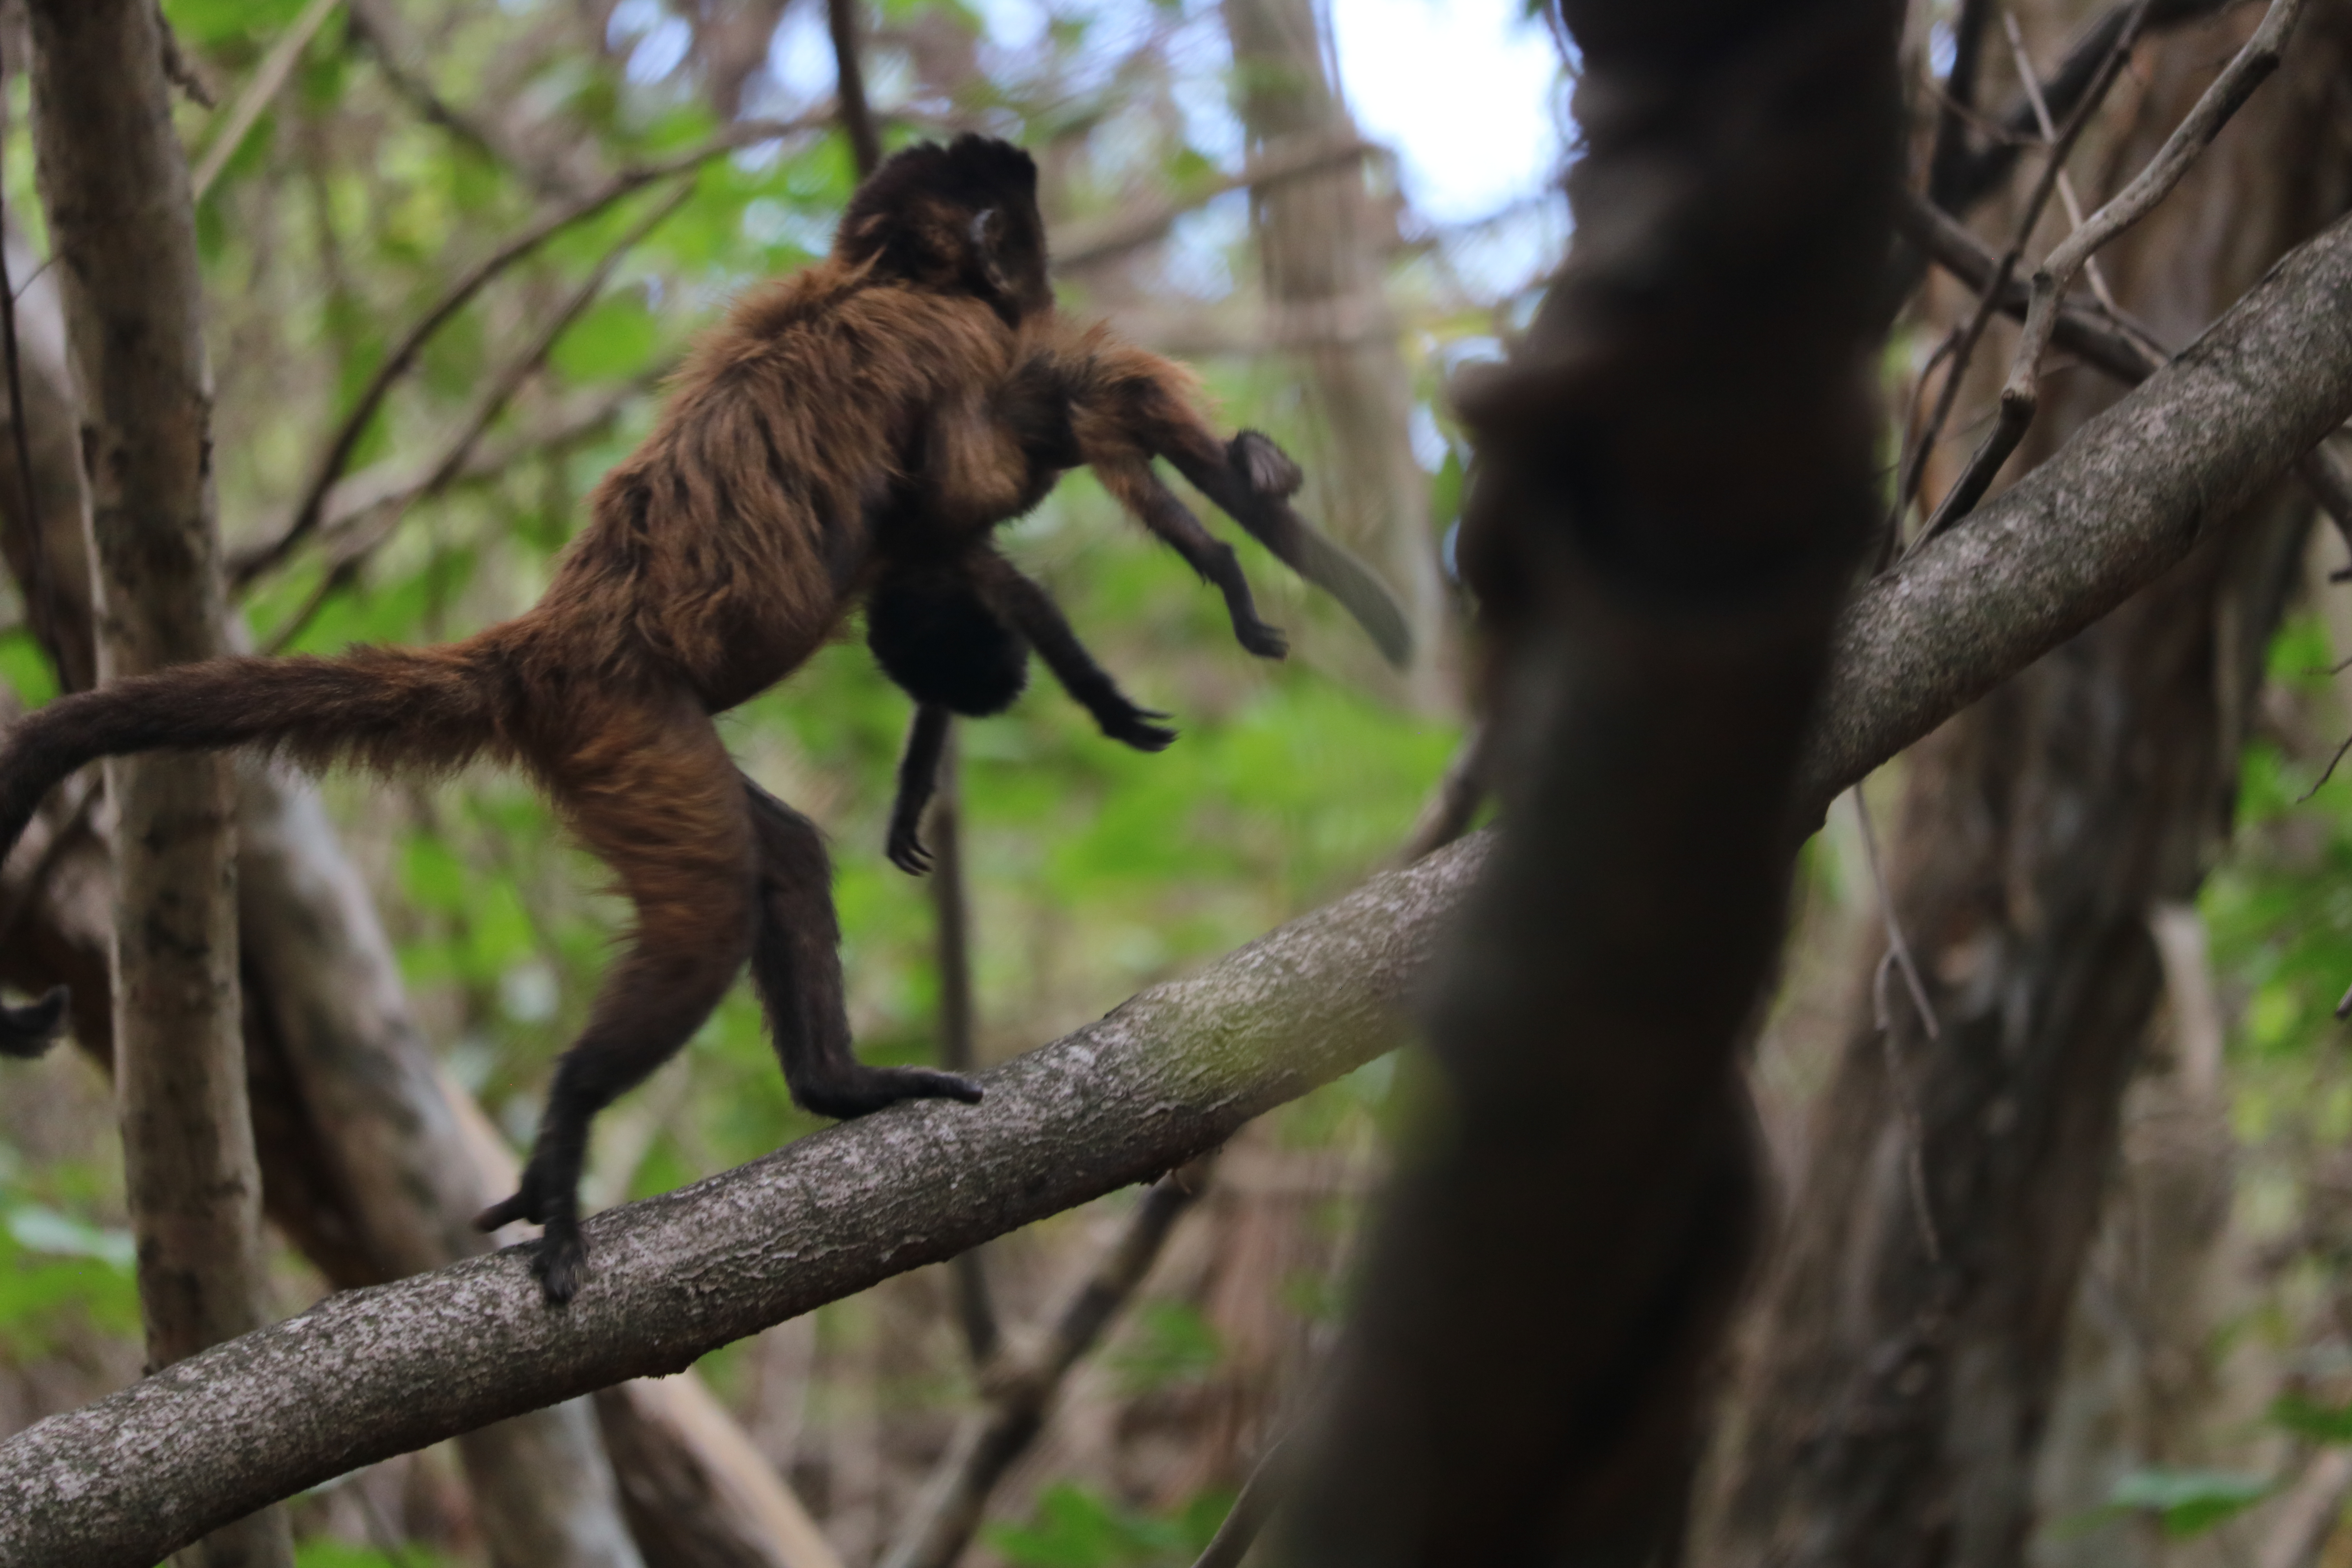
{"left": 839, "top": 135, "right": 1053, "bottom": 325}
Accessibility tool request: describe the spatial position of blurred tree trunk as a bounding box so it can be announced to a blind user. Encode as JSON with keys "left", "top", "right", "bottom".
{"left": 1220, "top": 0, "right": 1452, "bottom": 704}
{"left": 1706, "top": 6, "right": 2352, "bottom": 1565}
{"left": 0, "top": 220, "right": 833, "bottom": 1568}
{"left": 24, "top": 3, "right": 291, "bottom": 1563}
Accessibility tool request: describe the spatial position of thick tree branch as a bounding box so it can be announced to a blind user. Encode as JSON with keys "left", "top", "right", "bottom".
{"left": 5, "top": 144, "right": 2352, "bottom": 1568}
{"left": 1803, "top": 203, "right": 2352, "bottom": 818}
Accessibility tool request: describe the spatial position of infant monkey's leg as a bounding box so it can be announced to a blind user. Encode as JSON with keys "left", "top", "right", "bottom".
{"left": 967, "top": 548, "right": 1175, "bottom": 752}
{"left": 887, "top": 703, "right": 951, "bottom": 876}
{"left": 744, "top": 773, "right": 982, "bottom": 1109}
{"left": 881, "top": 550, "right": 1173, "bottom": 876}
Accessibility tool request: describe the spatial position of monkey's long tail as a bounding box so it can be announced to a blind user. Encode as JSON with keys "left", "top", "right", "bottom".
{"left": 0, "top": 640, "right": 511, "bottom": 1055}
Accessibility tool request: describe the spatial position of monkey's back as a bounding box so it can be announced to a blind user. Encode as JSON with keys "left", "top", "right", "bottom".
{"left": 527, "top": 263, "right": 1020, "bottom": 713}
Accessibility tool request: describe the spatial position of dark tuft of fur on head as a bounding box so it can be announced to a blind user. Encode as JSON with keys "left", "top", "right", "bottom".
{"left": 836, "top": 136, "right": 1049, "bottom": 317}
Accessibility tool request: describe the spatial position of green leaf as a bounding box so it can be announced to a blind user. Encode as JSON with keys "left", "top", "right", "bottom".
{"left": 165, "top": 0, "right": 309, "bottom": 46}
{"left": 2109, "top": 1467, "right": 2272, "bottom": 1538}
{"left": 2274, "top": 1392, "right": 2352, "bottom": 1443}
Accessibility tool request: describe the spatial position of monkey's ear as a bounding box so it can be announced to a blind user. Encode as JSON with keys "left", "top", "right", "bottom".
{"left": 969, "top": 207, "right": 1018, "bottom": 301}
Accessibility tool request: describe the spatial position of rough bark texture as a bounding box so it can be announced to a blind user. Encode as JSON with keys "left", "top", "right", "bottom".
{"left": 1220, "top": 0, "right": 1451, "bottom": 700}
{"left": 24, "top": 2, "right": 289, "bottom": 1563}
{"left": 1798, "top": 206, "right": 2352, "bottom": 824}
{"left": 1275, "top": 0, "right": 1896, "bottom": 1560}
{"left": 1710, "top": 7, "right": 2352, "bottom": 1564}
{"left": 3, "top": 39, "right": 2352, "bottom": 1557}
{"left": 0, "top": 830, "right": 1465, "bottom": 1568}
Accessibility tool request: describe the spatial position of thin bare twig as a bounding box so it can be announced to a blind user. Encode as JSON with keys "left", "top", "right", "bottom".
{"left": 2002, "top": 11, "right": 2122, "bottom": 316}
{"left": 1854, "top": 788, "right": 1941, "bottom": 1263}
{"left": 878, "top": 1160, "right": 1217, "bottom": 1568}
{"left": 827, "top": 0, "right": 883, "bottom": 180}
{"left": 345, "top": 0, "right": 579, "bottom": 198}
{"left": 1397, "top": 722, "right": 1487, "bottom": 865}
{"left": 1922, "top": 0, "right": 2308, "bottom": 547}
{"left": 1190, "top": 1435, "right": 1294, "bottom": 1568}
{"left": 190, "top": 0, "right": 344, "bottom": 203}
{"left": 925, "top": 726, "right": 1000, "bottom": 1367}
{"left": 237, "top": 110, "right": 828, "bottom": 590}
{"left": 1052, "top": 137, "right": 1376, "bottom": 271}
{"left": 1902, "top": 186, "right": 2352, "bottom": 565}
{"left": 259, "top": 181, "right": 690, "bottom": 651}
{"left": 1896, "top": 0, "right": 2151, "bottom": 546}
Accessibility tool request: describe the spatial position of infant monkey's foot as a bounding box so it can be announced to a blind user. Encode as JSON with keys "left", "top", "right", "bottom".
{"left": 1236, "top": 617, "right": 1290, "bottom": 660}
{"left": 1102, "top": 703, "right": 1178, "bottom": 752}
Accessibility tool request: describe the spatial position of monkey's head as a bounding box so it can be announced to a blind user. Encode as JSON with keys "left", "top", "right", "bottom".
{"left": 837, "top": 135, "right": 1052, "bottom": 326}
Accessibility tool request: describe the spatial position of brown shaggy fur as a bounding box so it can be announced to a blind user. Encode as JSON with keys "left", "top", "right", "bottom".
{"left": 0, "top": 135, "right": 1341, "bottom": 1304}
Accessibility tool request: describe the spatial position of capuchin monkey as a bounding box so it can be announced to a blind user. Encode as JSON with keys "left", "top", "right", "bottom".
{"left": 0, "top": 134, "right": 1409, "bottom": 1302}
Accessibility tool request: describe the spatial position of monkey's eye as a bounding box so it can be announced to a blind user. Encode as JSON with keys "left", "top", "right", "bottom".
{"left": 969, "top": 208, "right": 1000, "bottom": 252}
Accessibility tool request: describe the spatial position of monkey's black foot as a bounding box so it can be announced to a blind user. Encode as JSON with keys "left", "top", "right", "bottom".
{"left": 0, "top": 985, "right": 67, "bottom": 1059}
{"left": 477, "top": 1168, "right": 586, "bottom": 1305}
{"left": 1231, "top": 431, "right": 1303, "bottom": 499}
{"left": 796, "top": 1064, "right": 984, "bottom": 1121}
{"left": 1101, "top": 705, "right": 1178, "bottom": 752}
{"left": 1236, "top": 618, "right": 1289, "bottom": 660}
{"left": 532, "top": 1218, "right": 586, "bottom": 1306}
{"left": 887, "top": 822, "right": 935, "bottom": 876}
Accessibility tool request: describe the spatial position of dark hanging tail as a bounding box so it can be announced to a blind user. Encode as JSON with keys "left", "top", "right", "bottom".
{"left": 0, "top": 638, "right": 512, "bottom": 1053}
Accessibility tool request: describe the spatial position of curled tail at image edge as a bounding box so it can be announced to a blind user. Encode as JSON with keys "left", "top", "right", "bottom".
{"left": 0, "top": 638, "right": 512, "bottom": 1055}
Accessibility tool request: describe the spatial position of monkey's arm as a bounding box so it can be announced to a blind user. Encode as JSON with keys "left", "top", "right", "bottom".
{"left": 887, "top": 702, "right": 953, "bottom": 876}
{"left": 1049, "top": 328, "right": 1413, "bottom": 667}
{"left": 969, "top": 549, "right": 1177, "bottom": 752}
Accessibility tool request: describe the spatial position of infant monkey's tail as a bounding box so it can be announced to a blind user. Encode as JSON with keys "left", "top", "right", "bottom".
{"left": 0, "top": 640, "right": 509, "bottom": 1054}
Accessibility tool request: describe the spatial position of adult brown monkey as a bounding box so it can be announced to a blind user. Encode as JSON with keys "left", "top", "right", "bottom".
{"left": 0, "top": 136, "right": 1405, "bottom": 1301}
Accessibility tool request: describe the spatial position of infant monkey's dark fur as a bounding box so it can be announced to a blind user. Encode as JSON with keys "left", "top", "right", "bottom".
{"left": 0, "top": 136, "right": 1406, "bottom": 1305}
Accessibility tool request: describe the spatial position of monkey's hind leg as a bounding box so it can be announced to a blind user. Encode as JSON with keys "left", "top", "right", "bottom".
{"left": 479, "top": 695, "right": 755, "bottom": 1304}
{"left": 743, "top": 773, "right": 982, "bottom": 1113}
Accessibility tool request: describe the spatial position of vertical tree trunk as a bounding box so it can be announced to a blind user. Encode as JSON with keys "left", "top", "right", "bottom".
{"left": 24, "top": 2, "right": 291, "bottom": 1564}
{"left": 1706, "top": 7, "right": 2352, "bottom": 1565}
{"left": 1220, "top": 0, "right": 1451, "bottom": 700}
{"left": 1276, "top": 0, "right": 1895, "bottom": 1558}
{"left": 0, "top": 189, "right": 837, "bottom": 1568}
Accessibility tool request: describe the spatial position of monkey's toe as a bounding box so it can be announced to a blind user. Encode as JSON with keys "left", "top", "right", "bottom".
{"left": 797, "top": 1065, "right": 984, "bottom": 1119}
{"left": 475, "top": 1190, "right": 535, "bottom": 1232}
{"left": 532, "top": 1223, "right": 586, "bottom": 1306}
{"left": 1107, "top": 711, "right": 1178, "bottom": 752}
